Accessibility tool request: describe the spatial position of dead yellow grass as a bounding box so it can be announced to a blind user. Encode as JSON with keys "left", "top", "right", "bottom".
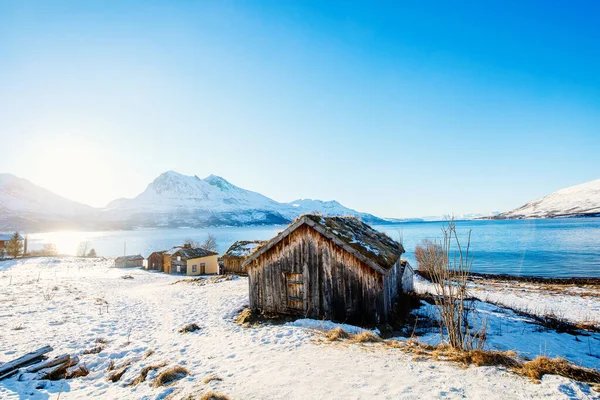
{"left": 143, "top": 349, "right": 155, "bottom": 359}
{"left": 199, "top": 391, "right": 231, "bottom": 400}
{"left": 152, "top": 365, "right": 189, "bottom": 387}
{"left": 234, "top": 308, "right": 254, "bottom": 326}
{"left": 129, "top": 362, "right": 168, "bottom": 386}
{"left": 516, "top": 356, "right": 600, "bottom": 384}
{"left": 107, "top": 362, "right": 132, "bottom": 383}
{"left": 349, "top": 331, "right": 382, "bottom": 343}
{"left": 202, "top": 374, "right": 223, "bottom": 384}
{"left": 325, "top": 327, "right": 349, "bottom": 341}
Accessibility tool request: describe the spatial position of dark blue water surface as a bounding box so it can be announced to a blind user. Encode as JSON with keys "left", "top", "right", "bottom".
{"left": 27, "top": 217, "right": 600, "bottom": 278}
{"left": 375, "top": 218, "right": 600, "bottom": 278}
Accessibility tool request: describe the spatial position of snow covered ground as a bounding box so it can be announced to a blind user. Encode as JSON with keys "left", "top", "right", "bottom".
{"left": 1, "top": 258, "right": 598, "bottom": 399}
{"left": 414, "top": 277, "right": 600, "bottom": 369}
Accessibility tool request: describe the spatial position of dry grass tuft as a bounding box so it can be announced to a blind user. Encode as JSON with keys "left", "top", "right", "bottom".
{"left": 106, "top": 360, "right": 115, "bottom": 371}
{"left": 432, "top": 347, "right": 520, "bottom": 368}
{"left": 516, "top": 356, "right": 600, "bottom": 384}
{"left": 234, "top": 308, "right": 254, "bottom": 326}
{"left": 199, "top": 391, "right": 231, "bottom": 400}
{"left": 325, "top": 327, "right": 349, "bottom": 341}
{"left": 121, "top": 275, "right": 134, "bottom": 279}
{"left": 95, "top": 338, "right": 109, "bottom": 345}
{"left": 349, "top": 331, "right": 382, "bottom": 343}
{"left": 129, "top": 362, "right": 168, "bottom": 386}
{"left": 152, "top": 365, "right": 189, "bottom": 387}
{"left": 202, "top": 374, "right": 223, "bottom": 384}
{"left": 143, "top": 349, "right": 155, "bottom": 359}
{"left": 107, "top": 362, "right": 131, "bottom": 382}
{"left": 179, "top": 323, "right": 202, "bottom": 333}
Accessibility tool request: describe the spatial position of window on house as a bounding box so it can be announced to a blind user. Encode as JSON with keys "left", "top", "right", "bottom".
{"left": 177, "top": 256, "right": 181, "bottom": 261}
{"left": 192, "top": 265, "right": 197, "bottom": 272}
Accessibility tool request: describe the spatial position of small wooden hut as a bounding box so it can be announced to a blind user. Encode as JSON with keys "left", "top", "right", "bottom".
{"left": 147, "top": 251, "right": 166, "bottom": 271}
{"left": 242, "top": 214, "right": 413, "bottom": 325}
{"left": 221, "top": 240, "right": 265, "bottom": 274}
{"left": 114, "top": 255, "right": 144, "bottom": 268}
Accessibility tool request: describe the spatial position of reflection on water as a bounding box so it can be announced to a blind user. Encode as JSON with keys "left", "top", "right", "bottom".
{"left": 27, "top": 218, "right": 600, "bottom": 278}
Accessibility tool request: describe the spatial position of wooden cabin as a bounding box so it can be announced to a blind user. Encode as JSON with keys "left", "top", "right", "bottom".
{"left": 242, "top": 214, "right": 413, "bottom": 325}
{"left": 222, "top": 240, "right": 265, "bottom": 275}
{"left": 114, "top": 254, "right": 144, "bottom": 268}
{"left": 163, "top": 245, "right": 219, "bottom": 275}
{"left": 147, "top": 251, "right": 166, "bottom": 271}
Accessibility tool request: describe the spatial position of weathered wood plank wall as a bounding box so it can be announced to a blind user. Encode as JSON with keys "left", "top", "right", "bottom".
{"left": 247, "top": 225, "right": 398, "bottom": 324}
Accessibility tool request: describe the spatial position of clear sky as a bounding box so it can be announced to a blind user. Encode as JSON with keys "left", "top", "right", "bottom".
{"left": 1, "top": 1, "right": 599, "bottom": 218}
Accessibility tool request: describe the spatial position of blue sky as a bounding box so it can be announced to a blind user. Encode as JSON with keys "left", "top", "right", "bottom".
{"left": 1, "top": 1, "right": 599, "bottom": 217}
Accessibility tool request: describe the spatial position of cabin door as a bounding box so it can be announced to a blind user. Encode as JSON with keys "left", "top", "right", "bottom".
{"left": 286, "top": 272, "right": 305, "bottom": 311}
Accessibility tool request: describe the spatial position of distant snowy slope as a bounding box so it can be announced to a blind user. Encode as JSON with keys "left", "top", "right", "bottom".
{"left": 0, "top": 173, "right": 95, "bottom": 219}
{"left": 283, "top": 199, "right": 383, "bottom": 224}
{"left": 496, "top": 179, "right": 600, "bottom": 219}
{"left": 102, "top": 171, "right": 386, "bottom": 227}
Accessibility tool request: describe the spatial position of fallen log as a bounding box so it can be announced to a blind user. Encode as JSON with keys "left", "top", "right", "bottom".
{"left": 26, "top": 354, "right": 71, "bottom": 373}
{"left": 0, "top": 346, "right": 53, "bottom": 378}
{"left": 37, "top": 356, "right": 79, "bottom": 381}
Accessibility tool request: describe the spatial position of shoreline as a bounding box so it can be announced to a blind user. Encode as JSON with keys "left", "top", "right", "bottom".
{"left": 416, "top": 270, "right": 600, "bottom": 286}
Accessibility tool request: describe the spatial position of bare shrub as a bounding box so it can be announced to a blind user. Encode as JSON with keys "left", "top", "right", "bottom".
{"left": 425, "top": 218, "right": 486, "bottom": 350}
{"left": 152, "top": 365, "right": 189, "bottom": 387}
{"left": 42, "top": 287, "right": 56, "bottom": 301}
{"left": 77, "top": 242, "right": 89, "bottom": 257}
{"left": 202, "top": 234, "right": 218, "bottom": 252}
{"left": 184, "top": 234, "right": 218, "bottom": 252}
{"left": 414, "top": 239, "right": 443, "bottom": 274}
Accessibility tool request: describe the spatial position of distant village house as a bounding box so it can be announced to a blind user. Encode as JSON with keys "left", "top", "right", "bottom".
{"left": 242, "top": 215, "right": 414, "bottom": 325}
{"left": 146, "top": 250, "right": 166, "bottom": 272}
{"left": 114, "top": 255, "right": 144, "bottom": 268}
{"left": 162, "top": 245, "right": 219, "bottom": 275}
{"left": 221, "top": 240, "right": 265, "bottom": 275}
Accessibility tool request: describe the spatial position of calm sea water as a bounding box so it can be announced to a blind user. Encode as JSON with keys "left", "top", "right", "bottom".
{"left": 26, "top": 218, "right": 600, "bottom": 278}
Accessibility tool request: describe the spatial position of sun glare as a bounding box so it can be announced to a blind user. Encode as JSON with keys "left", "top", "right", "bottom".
{"left": 32, "top": 135, "right": 110, "bottom": 206}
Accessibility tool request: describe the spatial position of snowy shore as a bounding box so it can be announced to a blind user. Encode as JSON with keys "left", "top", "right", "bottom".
{"left": 0, "top": 258, "right": 598, "bottom": 399}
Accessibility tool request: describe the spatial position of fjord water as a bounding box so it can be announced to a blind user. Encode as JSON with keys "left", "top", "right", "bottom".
{"left": 27, "top": 217, "right": 600, "bottom": 278}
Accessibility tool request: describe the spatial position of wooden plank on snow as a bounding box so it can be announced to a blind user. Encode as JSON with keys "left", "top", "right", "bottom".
{"left": 0, "top": 346, "right": 53, "bottom": 377}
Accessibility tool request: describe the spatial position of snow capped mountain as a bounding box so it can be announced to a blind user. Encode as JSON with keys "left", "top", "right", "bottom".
{"left": 496, "top": 179, "right": 600, "bottom": 219}
{"left": 282, "top": 199, "right": 383, "bottom": 223}
{"left": 0, "top": 171, "right": 387, "bottom": 230}
{"left": 101, "top": 171, "right": 386, "bottom": 228}
{"left": 0, "top": 173, "right": 96, "bottom": 230}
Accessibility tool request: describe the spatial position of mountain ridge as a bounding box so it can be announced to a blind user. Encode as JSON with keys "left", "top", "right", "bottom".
{"left": 0, "top": 171, "right": 387, "bottom": 231}
{"left": 494, "top": 179, "right": 600, "bottom": 219}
